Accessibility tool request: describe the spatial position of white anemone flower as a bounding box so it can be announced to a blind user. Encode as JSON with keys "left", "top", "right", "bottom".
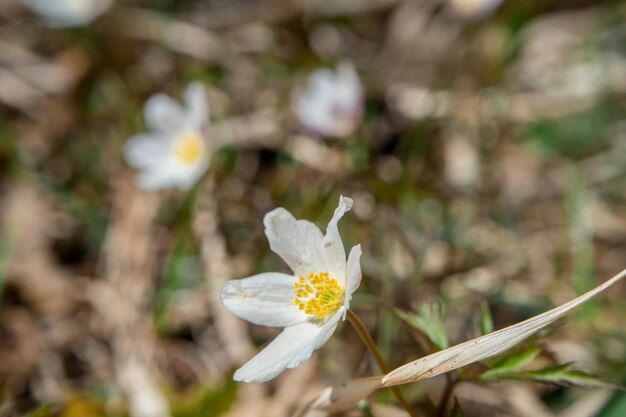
{"left": 294, "top": 63, "right": 363, "bottom": 138}
{"left": 221, "top": 196, "right": 362, "bottom": 383}
{"left": 22, "top": 0, "right": 113, "bottom": 28}
{"left": 124, "top": 82, "right": 211, "bottom": 191}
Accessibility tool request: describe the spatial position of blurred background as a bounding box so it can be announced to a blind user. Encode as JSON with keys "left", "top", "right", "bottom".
{"left": 1, "top": 0, "right": 626, "bottom": 416}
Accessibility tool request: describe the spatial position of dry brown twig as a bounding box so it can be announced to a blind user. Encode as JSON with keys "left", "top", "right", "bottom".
{"left": 0, "top": 37, "right": 89, "bottom": 115}
{"left": 211, "top": 109, "right": 283, "bottom": 150}
{"left": 201, "top": 0, "right": 405, "bottom": 30}
{"left": 192, "top": 176, "right": 267, "bottom": 415}
{"left": 193, "top": 176, "right": 255, "bottom": 365}
{"left": 95, "top": 177, "right": 169, "bottom": 417}
{"left": 2, "top": 184, "right": 76, "bottom": 316}
{"left": 101, "top": 7, "right": 222, "bottom": 62}
{"left": 210, "top": 110, "right": 350, "bottom": 176}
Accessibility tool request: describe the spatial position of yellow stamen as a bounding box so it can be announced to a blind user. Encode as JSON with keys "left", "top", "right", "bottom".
{"left": 173, "top": 132, "right": 203, "bottom": 164}
{"left": 292, "top": 272, "right": 343, "bottom": 319}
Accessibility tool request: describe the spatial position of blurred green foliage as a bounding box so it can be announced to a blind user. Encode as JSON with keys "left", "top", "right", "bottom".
{"left": 521, "top": 102, "right": 620, "bottom": 160}
{"left": 393, "top": 302, "right": 449, "bottom": 351}
{"left": 599, "top": 392, "right": 626, "bottom": 417}
{"left": 168, "top": 380, "right": 238, "bottom": 417}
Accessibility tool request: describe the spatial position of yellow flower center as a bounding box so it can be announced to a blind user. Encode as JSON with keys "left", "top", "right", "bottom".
{"left": 292, "top": 272, "right": 343, "bottom": 319}
{"left": 173, "top": 132, "right": 203, "bottom": 164}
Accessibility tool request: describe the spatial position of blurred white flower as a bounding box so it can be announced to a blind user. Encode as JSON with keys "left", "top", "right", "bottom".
{"left": 221, "top": 196, "right": 362, "bottom": 383}
{"left": 446, "top": 0, "right": 504, "bottom": 20}
{"left": 124, "top": 82, "right": 211, "bottom": 191}
{"left": 22, "top": 0, "right": 113, "bottom": 28}
{"left": 294, "top": 63, "right": 363, "bottom": 138}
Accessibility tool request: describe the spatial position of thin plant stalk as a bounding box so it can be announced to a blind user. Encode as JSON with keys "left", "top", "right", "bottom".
{"left": 346, "top": 309, "right": 422, "bottom": 417}
{"left": 436, "top": 375, "right": 459, "bottom": 417}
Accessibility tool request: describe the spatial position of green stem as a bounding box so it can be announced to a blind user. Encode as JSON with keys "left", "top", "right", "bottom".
{"left": 346, "top": 309, "right": 422, "bottom": 417}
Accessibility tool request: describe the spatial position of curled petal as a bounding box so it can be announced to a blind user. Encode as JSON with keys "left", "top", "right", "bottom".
{"left": 221, "top": 272, "right": 306, "bottom": 328}
{"left": 322, "top": 196, "right": 353, "bottom": 287}
{"left": 264, "top": 208, "right": 326, "bottom": 277}
{"left": 344, "top": 245, "right": 362, "bottom": 311}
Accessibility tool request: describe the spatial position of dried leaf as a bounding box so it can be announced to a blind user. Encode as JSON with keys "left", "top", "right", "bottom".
{"left": 297, "top": 269, "right": 626, "bottom": 414}
{"left": 294, "top": 376, "right": 384, "bottom": 416}
{"left": 382, "top": 269, "right": 626, "bottom": 386}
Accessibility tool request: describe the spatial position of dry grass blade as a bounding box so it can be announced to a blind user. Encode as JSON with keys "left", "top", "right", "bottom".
{"left": 105, "top": 8, "right": 222, "bottom": 61}
{"left": 382, "top": 269, "right": 626, "bottom": 386}
{"left": 295, "top": 269, "right": 626, "bottom": 414}
{"left": 294, "top": 376, "right": 384, "bottom": 416}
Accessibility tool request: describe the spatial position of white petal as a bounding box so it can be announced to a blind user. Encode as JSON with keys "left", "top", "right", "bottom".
{"left": 173, "top": 170, "right": 205, "bottom": 191}
{"left": 135, "top": 167, "right": 178, "bottom": 191}
{"left": 344, "top": 245, "right": 362, "bottom": 311}
{"left": 123, "top": 133, "right": 170, "bottom": 169}
{"left": 308, "top": 68, "right": 337, "bottom": 94}
{"left": 336, "top": 63, "right": 361, "bottom": 98}
{"left": 183, "top": 82, "right": 209, "bottom": 129}
{"left": 234, "top": 309, "right": 344, "bottom": 383}
{"left": 294, "top": 64, "right": 362, "bottom": 138}
{"left": 264, "top": 208, "right": 327, "bottom": 277}
{"left": 314, "top": 308, "right": 344, "bottom": 349}
{"left": 143, "top": 93, "right": 187, "bottom": 134}
{"left": 137, "top": 160, "right": 208, "bottom": 192}
{"left": 233, "top": 321, "right": 322, "bottom": 383}
{"left": 321, "top": 196, "right": 353, "bottom": 287}
{"left": 295, "top": 93, "right": 334, "bottom": 136}
{"left": 173, "top": 157, "right": 210, "bottom": 191}
{"left": 221, "top": 272, "right": 307, "bottom": 328}
{"left": 294, "top": 69, "right": 337, "bottom": 136}
{"left": 335, "top": 64, "right": 363, "bottom": 111}
{"left": 23, "top": 0, "right": 110, "bottom": 27}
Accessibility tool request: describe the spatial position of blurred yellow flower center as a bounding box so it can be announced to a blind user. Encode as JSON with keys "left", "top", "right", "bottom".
{"left": 173, "top": 132, "right": 203, "bottom": 164}
{"left": 292, "top": 272, "right": 343, "bottom": 319}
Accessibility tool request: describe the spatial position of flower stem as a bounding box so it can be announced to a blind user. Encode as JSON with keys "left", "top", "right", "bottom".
{"left": 346, "top": 309, "right": 422, "bottom": 417}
